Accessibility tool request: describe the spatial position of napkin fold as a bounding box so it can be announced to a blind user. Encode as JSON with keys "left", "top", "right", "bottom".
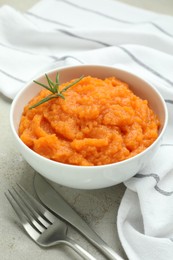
{"left": 1, "top": 0, "right": 173, "bottom": 259}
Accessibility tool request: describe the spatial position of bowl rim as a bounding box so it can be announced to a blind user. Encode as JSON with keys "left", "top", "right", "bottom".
{"left": 10, "top": 64, "right": 168, "bottom": 169}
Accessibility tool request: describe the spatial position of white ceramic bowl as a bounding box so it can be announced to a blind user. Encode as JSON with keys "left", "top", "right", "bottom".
{"left": 10, "top": 65, "right": 168, "bottom": 189}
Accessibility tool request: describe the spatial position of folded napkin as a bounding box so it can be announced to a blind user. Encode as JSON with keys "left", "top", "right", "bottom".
{"left": 1, "top": 0, "right": 173, "bottom": 259}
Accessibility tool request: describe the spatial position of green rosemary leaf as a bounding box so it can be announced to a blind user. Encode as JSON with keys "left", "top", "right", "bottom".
{"left": 51, "top": 82, "right": 59, "bottom": 93}
{"left": 60, "top": 75, "right": 84, "bottom": 94}
{"left": 56, "top": 73, "right": 60, "bottom": 84}
{"left": 54, "top": 73, "right": 60, "bottom": 92}
{"left": 29, "top": 94, "right": 57, "bottom": 109}
{"left": 56, "top": 92, "right": 65, "bottom": 99}
{"left": 33, "top": 80, "right": 51, "bottom": 91}
{"left": 45, "top": 74, "right": 55, "bottom": 93}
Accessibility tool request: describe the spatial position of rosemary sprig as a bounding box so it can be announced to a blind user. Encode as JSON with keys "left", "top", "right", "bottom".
{"left": 29, "top": 73, "right": 84, "bottom": 109}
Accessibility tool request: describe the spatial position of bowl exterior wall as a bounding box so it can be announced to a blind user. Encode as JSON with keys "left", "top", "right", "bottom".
{"left": 13, "top": 131, "right": 162, "bottom": 189}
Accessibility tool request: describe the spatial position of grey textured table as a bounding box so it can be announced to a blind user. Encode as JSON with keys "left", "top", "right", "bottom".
{"left": 0, "top": 1, "right": 173, "bottom": 260}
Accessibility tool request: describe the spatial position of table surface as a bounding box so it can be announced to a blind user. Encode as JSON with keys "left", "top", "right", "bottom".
{"left": 0, "top": 1, "right": 172, "bottom": 260}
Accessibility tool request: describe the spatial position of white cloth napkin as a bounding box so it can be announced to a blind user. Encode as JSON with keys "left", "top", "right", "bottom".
{"left": 1, "top": 0, "right": 173, "bottom": 259}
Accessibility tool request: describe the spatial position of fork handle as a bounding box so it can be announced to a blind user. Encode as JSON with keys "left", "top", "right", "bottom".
{"left": 64, "top": 237, "right": 97, "bottom": 260}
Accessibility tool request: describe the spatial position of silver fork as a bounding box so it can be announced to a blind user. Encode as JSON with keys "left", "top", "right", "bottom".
{"left": 5, "top": 184, "right": 96, "bottom": 260}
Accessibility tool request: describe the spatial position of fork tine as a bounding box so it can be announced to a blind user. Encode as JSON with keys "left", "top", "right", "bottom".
{"left": 8, "top": 188, "right": 46, "bottom": 233}
{"left": 17, "top": 184, "right": 56, "bottom": 223}
{"left": 15, "top": 185, "right": 50, "bottom": 229}
{"left": 5, "top": 191, "right": 40, "bottom": 241}
{"left": 5, "top": 190, "right": 28, "bottom": 225}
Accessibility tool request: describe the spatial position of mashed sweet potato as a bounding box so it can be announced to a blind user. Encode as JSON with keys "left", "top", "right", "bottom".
{"left": 19, "top": 76, "right": 160, "bottom": 166}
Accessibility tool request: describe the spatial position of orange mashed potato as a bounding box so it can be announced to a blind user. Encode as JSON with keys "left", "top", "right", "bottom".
{"left": 19, "top": 76, "right": 160, "bottom": 166}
